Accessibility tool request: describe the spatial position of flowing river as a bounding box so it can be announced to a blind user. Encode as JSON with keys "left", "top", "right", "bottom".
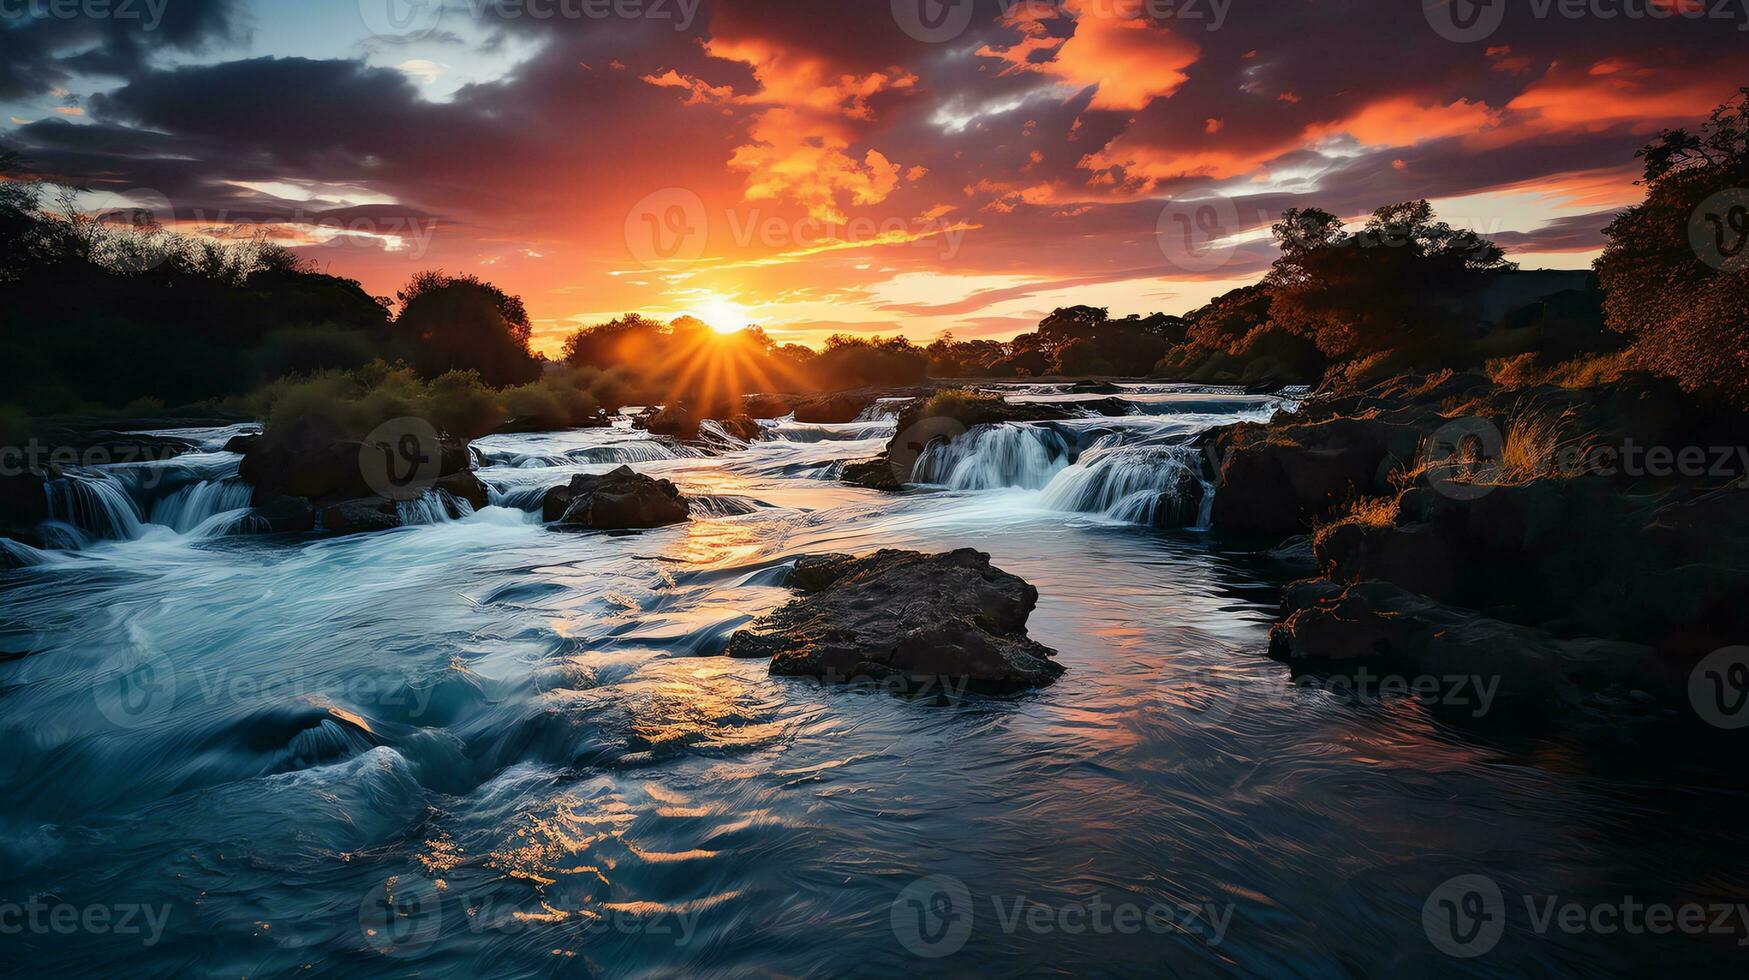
{"left": 2, "top": 385, "right": 1744, "bottom": 976}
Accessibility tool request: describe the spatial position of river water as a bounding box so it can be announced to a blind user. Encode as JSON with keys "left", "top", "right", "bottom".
{"left": 2, "top": 385, "right": 1745, "bottom": 976}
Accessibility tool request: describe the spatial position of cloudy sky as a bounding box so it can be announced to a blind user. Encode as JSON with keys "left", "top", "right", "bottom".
{"left": 4, "top": 0, "right": 1745, "bottom": 352}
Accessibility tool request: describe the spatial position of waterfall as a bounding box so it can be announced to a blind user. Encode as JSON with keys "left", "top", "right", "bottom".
{"left": 148, "top": 479, "right": 256, "bottom": 533}
{"left": 853, "top": 398, "right": 908, "bottom": 423}
{"left": 44, "top": 473, "right": 146, "bottom": 541}
{"left": 1, "top": 537, "right": 52, "bottom": 567}
{"left": 489, "top": 485, "right": 550, "bottom": 512}
{"left": 1037, "top": 442, "right": 1212, "bottom": 529}
{"left": 396, "top": 489, "right": 475, "bottom": 525}
{"left": 912, "top": 424, "right": 1070, "bottom": 490}
{"left": 908, "top": 422, "right": 1215, "bottom": 528}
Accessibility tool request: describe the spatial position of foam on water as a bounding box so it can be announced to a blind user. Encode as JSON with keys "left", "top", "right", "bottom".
{"left": 4, "top": 388, "right": 1736, "bottom": 976}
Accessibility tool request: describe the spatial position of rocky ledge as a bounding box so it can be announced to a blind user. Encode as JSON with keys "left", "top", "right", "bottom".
{"left": 1202, "top": 370, "right": 1749, "bottom": 717}
{"left": 237, "top": 414, "right": 487, "bottom": 536}
{"left": 724, "top": 548, "right": 1064, "bottom": 693}
{"left": 542, "top": 465, "right": 690, "bottom": 529}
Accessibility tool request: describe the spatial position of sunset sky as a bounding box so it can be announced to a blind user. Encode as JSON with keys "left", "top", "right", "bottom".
{"left": 4, "top": 0, "right": 1745, "bottom": 354}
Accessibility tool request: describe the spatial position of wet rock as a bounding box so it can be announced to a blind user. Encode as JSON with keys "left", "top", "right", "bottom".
{"left": 725, "top": 548, "right": 1064, "bottom": 692}
{"left": 543, "top": 465, "right": 690, "bottom": 529}
{"left": 248, "top": 495, "right": 317, "bottom": 534}
{"left": 841, "top": 456, "right": 904, "bottom": 492}
{"left": 317, "top": 498, "right": 401, "bottom": 536}
{"left": 1265, "top": 534, "right": 1317, "bottom": 571}
{"left": 1204, "top": 417, "right": 1423, "bottom": 534}
{"left": 743, "top": 393, "right": 796, "bottom": 419}
{"left": 792, "top": 392, "right": 875, "bottom": 424}
{"left": 640, "top": 405, "right": 699, "bottom": 439}
{"left": 0, "top": 471, "right": 50, "bottom": 546}
{"left": 239, "top": 414, "right": 470, "bottom": 505}
{"left": 436, "top": 471, "right": 490, "bottom": 511}
{"left": 708, "top": 415, "right": 764, "bottom": 443}
{"left": 495, "top": 413, "right": 610, "bottom": 435}
{"left": 222, "top": 433, "right": 261, "bottom": 454}
{"left": 1268, "top": 579, "right": 1652, "bottom": 708}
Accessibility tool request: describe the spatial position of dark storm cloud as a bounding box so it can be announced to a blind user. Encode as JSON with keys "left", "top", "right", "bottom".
{"left": 0, "top": 0, "right": 247, "bottom": 99}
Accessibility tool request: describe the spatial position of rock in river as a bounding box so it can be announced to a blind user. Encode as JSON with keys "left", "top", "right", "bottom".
{"left": 543, "top": 465, "right": 690, "bottom": 529}
{"left": 725, "top": 548, "right": 1064, "bottom": 692}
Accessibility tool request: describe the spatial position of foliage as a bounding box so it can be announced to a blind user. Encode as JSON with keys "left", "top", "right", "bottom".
{"left": 247, "top": 361, "right": 625, "bottom": 441}
{"left": 394, "top": 271, "right": 542, "bottom": 387}
{"left": 1265, "top": 200, "right": 1516, "bottom": 365}
{"left": 1597, "top": 88, "right": 1749, "bottom": 407}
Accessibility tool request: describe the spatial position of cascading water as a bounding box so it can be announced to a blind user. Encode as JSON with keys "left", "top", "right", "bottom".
{"left": 396, "top": 488, "right": 476, "bottom": 525}
{"left": 148, "top": 478, "right": 256, "bottom": 533}
{"left": 1036, "top": 439, "right": 1212, "bottom": 528}
{"left": 907, "top": 419, "right": 1224, "bottom": 527}
{"left": 911, "top": 423, "right": 1070, "bottom": 490}
{"left": 11, "top": 386, "right": 1730, "bottom": 978}
{"left": 44, "top": 472, "right": 146, "bottom": 541}
{"left": 853, "top": 398, "right": 909, "bottom": 422}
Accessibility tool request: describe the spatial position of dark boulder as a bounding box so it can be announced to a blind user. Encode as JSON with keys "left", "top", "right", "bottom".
{"left": 0, "top": 471, "right": 50, "bottom": 545}
{"left": 1205, "top": 417, "right": 1422, "bottom": 534}
{"left": 495, "top": 413, "right": 610, "bottom": 435}
{"left": 247, "top": 496, "right": 317, "bottom": 534}
{"left": 222, "top": 433, "right": 261, "bottom": 454}
{"left": 793, "top": 392, "right": 875, "bottom": 424}
{"left": 707, "top": 415, "right": 764, "bottom": 443}
{"left": 640, "top": 405, "right": 699, "bottom": 439}
{"left": 436, "top": 471, "right": 490, "bottom": 511}
{"left": 841, "top": 456, "right": 905, "bottom": 492}
{"left": 318, "top": 498, "right": 401, "bottom": 536}
{"left": 1268, "top": 579, "right": 1652, "bottom": 709}
{"left": 743, "top": 393, "right": 797, "bottom": 419}
{"left": 543, "top": 466, "right": 690, "bottom": 529}
{"left": 725, "top": 549, "right": 1064, "bottom": 693}
{"left": 239, "top": 414, "right": 470, "bottom": 505}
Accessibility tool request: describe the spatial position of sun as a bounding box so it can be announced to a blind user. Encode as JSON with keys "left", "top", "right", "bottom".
{"left": 688, "top": 295, "right": 754, "bottom": 334}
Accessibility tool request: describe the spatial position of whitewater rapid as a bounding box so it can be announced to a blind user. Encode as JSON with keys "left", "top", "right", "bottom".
{"left": 3, "top": 384, "right": 1737, "bottom": 976}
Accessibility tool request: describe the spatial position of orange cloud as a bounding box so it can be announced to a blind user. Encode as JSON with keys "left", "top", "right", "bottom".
{"left": 729, "top": 108, "right": 902, "bottom": 223}
{"left": 1307, "top": 96, "right": 1499, "bottom": 146}
{"left": 977, "top": 0, "right": 1199, "bottom": 111}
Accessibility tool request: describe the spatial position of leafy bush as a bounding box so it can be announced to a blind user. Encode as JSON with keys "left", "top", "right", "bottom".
{"left": 1597, "top": 89, "right": 1749, "bottom": 406}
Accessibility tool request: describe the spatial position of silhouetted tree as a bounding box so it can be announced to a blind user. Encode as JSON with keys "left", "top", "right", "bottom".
{"left": 395, "top": 271, "right": 541, "bottom": 387}
{"left": 1598, "top": 87, "right": 1749, "bottom": 406}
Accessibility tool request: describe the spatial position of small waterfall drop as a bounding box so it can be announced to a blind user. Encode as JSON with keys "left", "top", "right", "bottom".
{"left": 1037, "top": 441, "right": 1211, "bottom": 528}
{"left": 911, "top": 424, "right": 1070, "bottom": 490}
{"left": 149, "top": 479, "right": 256, "bottom": 533}
{"left": 44, "top": 473, "right": 146, "bottom": 541}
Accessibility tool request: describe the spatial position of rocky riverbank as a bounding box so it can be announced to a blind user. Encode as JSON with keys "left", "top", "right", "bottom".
{"left": 1199, "top": 370, "right": 1749, "bottom": 718}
